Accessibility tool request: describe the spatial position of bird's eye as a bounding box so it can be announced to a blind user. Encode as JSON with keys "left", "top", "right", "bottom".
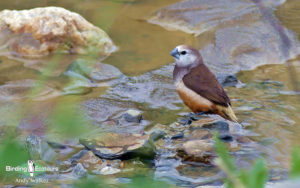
{"left": 180, "top": 51, "right": 187, "bottom": 55}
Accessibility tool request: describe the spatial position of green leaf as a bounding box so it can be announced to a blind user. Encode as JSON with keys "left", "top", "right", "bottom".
{"left": 239, "top": 169, "right": 250, "bottom": 186}
{"left": 0, "top": 138, "right": 29, "bottom": 180}
{"left": 73, "top": 178, "right": 108, "bottom": 188}
{"left": 248, "top": 159, "right": 268, "bottom": 188}
{"left": 120, "top": 175, "right": 171, "bottom": 188}
{"left": 214, "top": 134, "right": 236, "bottom": 173}
{"left": 290, "top": 147, "right": 300, "bottom": 178}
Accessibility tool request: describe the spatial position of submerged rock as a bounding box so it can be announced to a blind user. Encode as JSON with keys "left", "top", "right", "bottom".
{"left": 0, "top": 79, "right": 61, "bottom": 101}
{"left": 0, "top": 7, "right": 117, "bottom": 58}
{"left": 65, "top": 59, "right": 123, "bottom": 82}
{"left": 79, "top": 132, "right": 156, "bottom": 160}
{"left": 149, "top": 0, "right": 300, "bottom": 75}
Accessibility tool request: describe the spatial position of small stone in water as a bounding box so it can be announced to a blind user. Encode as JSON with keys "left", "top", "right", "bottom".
{"left": 123, "top": 109, "right": 143, "bottom": 123}
{"left": 171, "top": 132, "right": 184, "bottom": 140}
{"left": 217, "top": 74, "right": 239, "bottom": 87}
{"left": 95, "top": 166, "right": 121, "bottom": 175}
{"left": 72, "top": 163, "right": 87, "bottom": 178}
{"left": 26, "top": 134, "right": 57, "bottom": 162}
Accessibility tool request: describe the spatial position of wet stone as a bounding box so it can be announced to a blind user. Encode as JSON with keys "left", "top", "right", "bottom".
{"left": 26, "top": 134, "right": 57, "bottom": 162}
{"left": 217, "top": 74, "right": 239, "bottom": 87}
{"left": 94, "top": 166, "right": 121, "bottom": 175}
{"left": 171, "top": 132, "right": 184, "bottom": 140}
{"left": 191, "top": 119, "right": 230, "bottom": 135}
{"left": 177, "top": 140, "right": 215, "bottom": 164}
{"left": 123, "top": 109, "right": 143, "bottom": 123}
{"left": 189, "top": 130, "right": 212, "bottom": 140}
{"left": 79, "top": 132, "right": 156, "bottom": 160}
{"left": 149, "top": 130, "right": 166, "bottom": 141}
{"left": 72, "top": 163, "right": 87, "bottom": 178}
{"left": 66, "top": 59, "right": 123, "bottom": 82}
{"left": 0, "top": 79, "right": 61, "bottom": 101}
{"left": 69, "top": 150, "right": 89, "bottom": 165}
{"left": 71, "top": 150, "right": 123, "bottom": 176}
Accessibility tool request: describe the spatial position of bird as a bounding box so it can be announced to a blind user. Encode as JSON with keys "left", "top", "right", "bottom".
{"left": 170, "top": 45, "right": 238, "bottom": 122}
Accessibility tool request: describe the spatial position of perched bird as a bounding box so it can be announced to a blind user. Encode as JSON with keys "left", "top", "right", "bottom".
{"left": 170, "top": 45, "right": 238, "bottom": 122}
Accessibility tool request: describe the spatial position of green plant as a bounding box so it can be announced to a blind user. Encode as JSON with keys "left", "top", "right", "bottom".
{"left": 290, "top": 147, "right": 300, "bottom": 178}
{"left": 214, "top": 134, "right": 268, "bottom": 188}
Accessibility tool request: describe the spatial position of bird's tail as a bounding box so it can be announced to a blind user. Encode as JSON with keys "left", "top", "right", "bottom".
{"left": 216, "top": 104, "right": 238, "bottom": 123}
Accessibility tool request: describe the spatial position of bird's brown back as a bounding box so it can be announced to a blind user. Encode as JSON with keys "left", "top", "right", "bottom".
{"left": 182, "top": 63, "right": 231, "bottom": 107}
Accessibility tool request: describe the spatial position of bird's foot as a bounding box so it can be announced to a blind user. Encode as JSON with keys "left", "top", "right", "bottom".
{"left": 179, "top": 112, "right": 205, "bottom": 126}
{"left": 196, "top": 112, "right": 205, "bottom": 116}
{"left": 188, "top": 112, "right": 206, "bottom": 121}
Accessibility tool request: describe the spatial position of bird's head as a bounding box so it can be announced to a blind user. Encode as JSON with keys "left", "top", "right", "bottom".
{"left": 170, "top": 45, "right": 202, "bottom": 67}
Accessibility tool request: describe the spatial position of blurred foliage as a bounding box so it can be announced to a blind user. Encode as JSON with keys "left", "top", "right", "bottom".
{"left": 214, "top": 134, "right": 268, "bottom": 188}
{"left": 72, "top": 175, "right": 171, "bottom": 188}
{"left": 119, "top": 175, "right": 171, "bottom": 188}
{"left": 290, "top": 147, "right": 300, "bottom": 178}
{"left": 48, "top": 102, "right": 91, "bottom": 139}
{"left": 73, "top": 178, "right": 109, "bottom": 188}
{"left": 0, "top": 137, "right": 30, "bottom": 180}
{"left": 214, "top": 135, "right": 300, "bottom": 188}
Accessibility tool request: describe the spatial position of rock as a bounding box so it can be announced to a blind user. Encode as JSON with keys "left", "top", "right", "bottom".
{"left": 266, "top": 180, "right": 300, "bottom": 188}
{"left": 149, "top": 130, "right": 166, "bottom": 141}
{"left": 70, "top": 150, "right": 122, "bottom": 175}
{"left": 69, "top": 150, "right": 89, "bottom": 165}
{"left": 79, "top": 132, "right": 156, "bottom": 160}
{"left": 0, "top": 79, "right": 61, "bottom": 101}
{"left": 149, "top": 0, "right": 300, "bottom": 75}
{"left": 147, "top": 123, "right": 178, "bottom": 141}
{"left": 26, "top": 134, "right": 57, "bottom": 162}
{"left": 201, "top": 121, "right": 229, "bottom": 133}
{"left": 65, "top": 59, "right": 123, "bottom": 82}
{"left": 189, "top": 130, "right": 212, "bottom": 140}
{"left": 123, "top": 109, "right": 143, "bottom": 123}
{"left": 72, "top": 163, "right": 87, "bottom": 178}
{"left": 95, "top": 166, "right": 121, "bottom": 175}
{"left": 89, "top": 62, "right": 123, "bottom": 82}
{"left": 191, "top": 119, "right": 233, "bottom": 142}
{"left": 217, "top": 74, "right": 238, "bottom": 87}
{"left": 0, "top": 7, "right": 117, "bottom": 58}
{"left": 191, "top": 118, "right": 228, "bottom": 132}
{"left": 171, "top": 132, "right": 184, "bottom": 140}
{"left": 177, "top": 140, "right": 215, "bottom": 164}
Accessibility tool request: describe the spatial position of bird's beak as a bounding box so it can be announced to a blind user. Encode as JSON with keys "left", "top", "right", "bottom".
{"left": 170, "top": 48, "right": 179, "bottom": 59}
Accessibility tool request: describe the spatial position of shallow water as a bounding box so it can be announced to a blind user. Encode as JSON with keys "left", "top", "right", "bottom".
{"left": 0, "top": 0, "right": 300, "bottom": 187}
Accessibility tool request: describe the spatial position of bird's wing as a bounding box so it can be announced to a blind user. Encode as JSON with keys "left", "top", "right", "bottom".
{"left": 182, "top": 64, "right": 231, "bottom": 107}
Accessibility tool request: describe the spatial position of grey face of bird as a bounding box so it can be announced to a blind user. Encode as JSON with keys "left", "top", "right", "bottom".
{"left": 170, "top": 45, "right": 201, "bottom": 68}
